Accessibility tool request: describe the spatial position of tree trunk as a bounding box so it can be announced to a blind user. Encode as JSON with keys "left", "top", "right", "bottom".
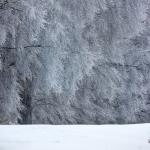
{"left": 18, "top": 79, "right": 32, "bottom": 124}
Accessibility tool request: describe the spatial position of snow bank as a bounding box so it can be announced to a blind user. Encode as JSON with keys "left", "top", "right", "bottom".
{"left": 0, "top": 124, "right": 150, "bottom": 150}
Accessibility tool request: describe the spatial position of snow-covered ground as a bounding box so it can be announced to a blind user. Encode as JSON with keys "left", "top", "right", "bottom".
{"left": 0, "top": 124, "right": 150, "bottom": 150}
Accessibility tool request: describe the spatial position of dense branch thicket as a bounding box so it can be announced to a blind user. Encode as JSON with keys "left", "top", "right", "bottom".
{"left": 0, "top": 0, "right": 150, "bottom": 124}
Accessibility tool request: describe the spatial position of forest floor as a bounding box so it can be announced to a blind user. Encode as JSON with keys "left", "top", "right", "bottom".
{"left": 0, "top": 124, "right": 150, "bottom": 150}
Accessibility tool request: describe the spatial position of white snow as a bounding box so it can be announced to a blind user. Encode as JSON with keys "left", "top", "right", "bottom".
{"left": 0, "top": 124, "right": 150, "bottom": 150}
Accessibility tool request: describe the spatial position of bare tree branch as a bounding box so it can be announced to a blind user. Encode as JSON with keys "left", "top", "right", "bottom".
{"left": 0, "top": 45, "right": 51, "bottom": 50}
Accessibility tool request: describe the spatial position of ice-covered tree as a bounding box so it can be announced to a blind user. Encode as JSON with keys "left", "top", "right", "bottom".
{"left": 31, "top": 0, "right": 150, "bottom": 124}
{"left": 0, "top": 0, "right": 47, "bottom": 124}
{"left": 1, "top": 0, "right": 150, "bottom": 124}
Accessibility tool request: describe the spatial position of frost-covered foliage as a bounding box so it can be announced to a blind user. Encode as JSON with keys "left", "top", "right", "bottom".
{"left": 0, "top": 0, "right": 47, "bottom": 123}
{"left": 1, "top": 0, "right": 150, "bottom": 124}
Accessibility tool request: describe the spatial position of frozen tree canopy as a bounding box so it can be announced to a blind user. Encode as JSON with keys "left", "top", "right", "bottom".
{"left": 0, "top": 0, "right": 150, "bottom": 124}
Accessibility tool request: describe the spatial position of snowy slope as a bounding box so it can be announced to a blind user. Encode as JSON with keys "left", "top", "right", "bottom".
{"left": 0, "top": 124, "right": 150, "bottom": 150}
